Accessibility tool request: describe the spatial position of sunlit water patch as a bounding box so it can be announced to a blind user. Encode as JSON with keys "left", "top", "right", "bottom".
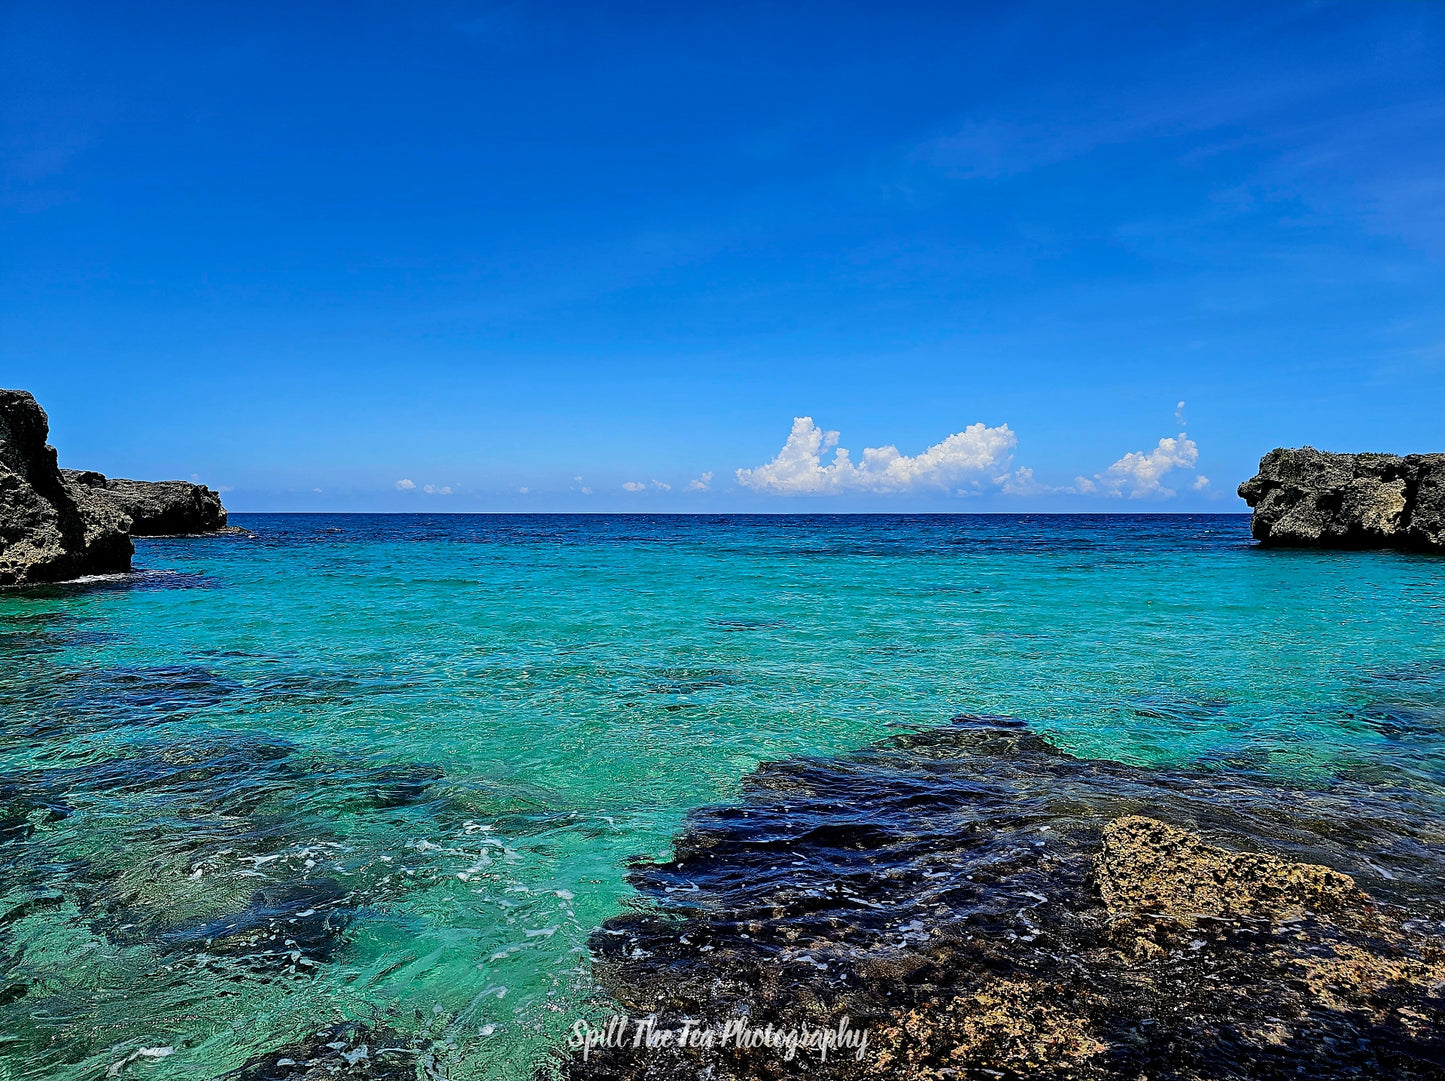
{"left": 0, "top": 514, "right": 1442, "bottom": 1079}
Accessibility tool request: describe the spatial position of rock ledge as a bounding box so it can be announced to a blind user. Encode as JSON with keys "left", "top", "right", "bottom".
{"left": 61, "top": 470, "right": 227, "bottom": 535}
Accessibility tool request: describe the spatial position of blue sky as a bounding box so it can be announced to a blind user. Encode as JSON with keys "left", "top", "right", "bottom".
{"left": 3, "top": 1, "right": 1443, "bottom": 511}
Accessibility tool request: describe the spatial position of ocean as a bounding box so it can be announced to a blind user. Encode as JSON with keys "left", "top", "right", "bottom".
{"left": 1, "top": 513, "right": 1442, "bottom": 1079}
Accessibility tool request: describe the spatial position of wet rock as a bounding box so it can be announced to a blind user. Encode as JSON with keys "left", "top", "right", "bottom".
{"left": 0, "top": 389, "right": 133, "bottom": 585}
{"left": 61, "top": 469, "right": 227, "bottom": 534}
{"left": 1238, "top": 447, "right": 1445, "bottom": 551}
{"left": 560, "top": 717, "right": 1445, "bottom": 1081}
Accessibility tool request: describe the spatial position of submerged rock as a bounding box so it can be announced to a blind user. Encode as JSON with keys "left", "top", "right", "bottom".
{"left": 61, "top": 469, "right": 227, "bottom": 534}
{"left": 1238, "top": 447, "right": 1445, "bottom": 551}
{"left": 225, "top": 1022, "right": 418, "bottom": 1080}
{"left": 0, "top": 390, "right": 133, "bottom": 585}
{"left": 561, "top": 717, "right": 1445, "bottom": 1080}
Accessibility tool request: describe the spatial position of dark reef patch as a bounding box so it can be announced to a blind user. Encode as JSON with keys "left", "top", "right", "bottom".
{"left": 0, "top": 719, "right": 452, "bottom": 999}
{"left": 1353, "top": 659, "right": 1445, "bottom": 742}
{"left": 223, "top": 1021, "right": 424, "bottom": 1080}
{"left": 645, "top": 667, "right": 744, "bottom": 695}
{"left": 560, "top": 716, "right": 1445, "bottom": 1081}
{"left": 159, "top": 879, "right": 352, "bottom": 966}
{"left": 706, "top": 617, "right": 790, "bottom": 632}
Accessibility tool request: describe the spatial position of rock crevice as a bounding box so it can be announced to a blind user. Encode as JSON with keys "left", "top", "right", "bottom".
{"left": 1238, "top": 447, "right": 1445, "bottom": 551}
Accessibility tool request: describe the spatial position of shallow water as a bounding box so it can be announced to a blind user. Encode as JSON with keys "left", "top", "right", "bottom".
{"left": 1, "top": 514, "right": 1442, "bottom": 1079}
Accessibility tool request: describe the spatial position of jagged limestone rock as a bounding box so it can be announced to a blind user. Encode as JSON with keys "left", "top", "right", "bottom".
{"left": 0, "top": 390, "right": 132, "bottom": 586}
{"left": 1238, "top": 447, "right": 1445, "bottom": 551}
{"left": 62, "top": 469, "right": 227, "bottom": 535}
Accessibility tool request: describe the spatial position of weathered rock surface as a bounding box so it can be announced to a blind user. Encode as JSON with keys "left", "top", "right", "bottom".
{"left": 61, "top": 469, "right": 227, "bottom": 535}
{"left": 0, "top": 390, "right": 133, "bottom": 586}
{"left": 1238, "top": 447, "right": 1445, "bottom": 551}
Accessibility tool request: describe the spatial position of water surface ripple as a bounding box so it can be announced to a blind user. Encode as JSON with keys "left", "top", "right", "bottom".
{"left": 0, "top": 514, "right": 1442, "bottom": 1078}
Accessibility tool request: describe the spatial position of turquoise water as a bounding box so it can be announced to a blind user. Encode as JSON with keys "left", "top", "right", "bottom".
{"left": 1, "top": 514, "right": 1443, "bottom": 1079}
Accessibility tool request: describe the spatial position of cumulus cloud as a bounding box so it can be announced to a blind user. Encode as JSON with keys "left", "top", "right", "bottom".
{"left": 737, "top": 417, "right": 1017, "bottom": 495}
{"left": 395, "top": 478, "right": 415, "bottom": 491}
{"left": 688, "top": 471, "right": 714, "bottom": 492}
{"left": 1193, "top": 475, "right": 1211, "bottom": 491}
{"left": 621, "top": 481, "right": 646, "bottom": 492}
{"left": 423, "top": 484, "right": 453, "bottom": 495}
{"left": 997, "top": 466, "right": 1074, "bottom": 496}
{"left": 518, "top": 486, "right": 529, "bottom": 494}
{"left": 651, "top": 480, "right": 671, "bottom": 491}
{"left": 1089, "top": 433, "right": 1200, "bottom": 498}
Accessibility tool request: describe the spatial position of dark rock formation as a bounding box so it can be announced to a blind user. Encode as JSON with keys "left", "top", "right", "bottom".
{"left": 560, "top": 717, "right": 1445, "bottom": 1081}
{"left": 0, "top": 390, "right": 133, "bottom": 586}
{"left": 1238, "top": 447, "right": 1445, "bottom": 551}
{"left": 224, "top": 1022, "right": 422, "bottom": 1080}
{"left": 61, "top": 469, "right": 227, "bottom": 535}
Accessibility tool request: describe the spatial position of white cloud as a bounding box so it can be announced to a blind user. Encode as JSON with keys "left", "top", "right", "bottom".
{"left": 737, "top": 417, "right": 1017, "bottom": 495}
{"left": 312, "top": 488, "right": 323, "bottom": 494}
{"left": 423, "top": 484, "right": 453, "bottom": 495}
{"left": 580, "top": 486, "right": 592, "bottom": 495}
{"left": 1193, "top": 475, "right": 1211, "bottom": 491}
{"left": 217, "top": 485, "right": 234, "bottom": 493}
{"left": 396, "top": 478, "right": 416, "bottom": 491}
{"left": 1175, "top": 400, "right": 1187, "bottom": 426}
{"left": 621, "top": 481, "right": 646, "bottom": 492}
{"left": 651, "top": 480, "right": 671, "bottom": 491}
{"left": 1091, "top": 433, "right": 1200, "bottom": 498}
{"left": 688, "top": 471, "right": 714, "bottom": 492}
{"left": 518, "top": 486, "right": 529, "bottom": 494}
{"left": 998, "top": 466, "right": 1072, "bottom": 496}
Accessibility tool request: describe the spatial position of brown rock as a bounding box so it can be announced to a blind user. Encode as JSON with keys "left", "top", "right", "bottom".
{"left": 1096, "top": 815, "right": 1368, "bottom": 923}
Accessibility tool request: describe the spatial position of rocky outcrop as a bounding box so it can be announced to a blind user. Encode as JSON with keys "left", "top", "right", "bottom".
{"left": 61, "top": 470, "right": 227, "bottom": 535}
{"left": 564, "top": 716, "right": 1445, "bottom": 1081}
{"left": 1238, "top": 447, "right": 1445, "bottom": 551}
{"left": 0, "top": 390, "right": 133, "bottom": 586}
